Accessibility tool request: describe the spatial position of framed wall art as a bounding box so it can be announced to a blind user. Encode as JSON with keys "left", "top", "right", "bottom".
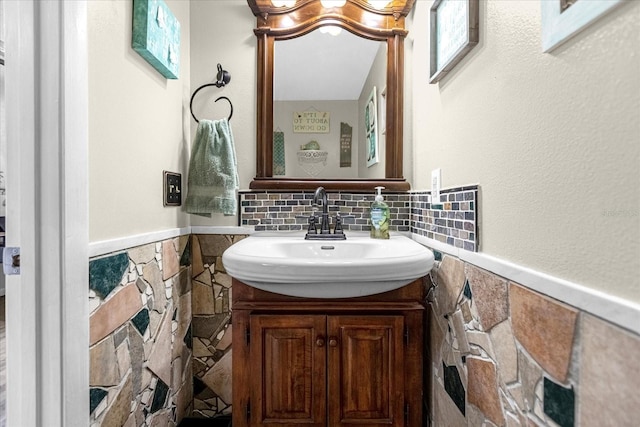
{"left": 429, "top": 0, "right": 479, "bottom": 84}
{"left": 132, "top": 0, "right": 181, "bottom": 79}
{"left": 541, "top": 0, "right": 625, "bottom": 52}
{"left": 365, "top": 87, "right": 379, "bottom": 168}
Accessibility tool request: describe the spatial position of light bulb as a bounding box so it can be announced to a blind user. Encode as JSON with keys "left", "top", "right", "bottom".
{"left": 368, "top": 0, "right": 390, "bottom": 9}
{"left": 319, "top": 25, "right": 342, "bottom": 36}
{"left": 271, "top": 0, "right": 296, "bottom": 7}
{"left": 320, "top": 0, "right": 347, "bottom": 8}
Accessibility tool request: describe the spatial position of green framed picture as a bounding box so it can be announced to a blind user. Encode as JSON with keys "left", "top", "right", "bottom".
{"left": 132, "top": 0, "right": 180, "bottom": 79}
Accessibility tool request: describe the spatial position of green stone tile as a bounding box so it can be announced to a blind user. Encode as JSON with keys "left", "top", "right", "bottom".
{"left": 544, "top": 377, "right": 574, "bottom": 427}
{"left": 131, "top": 308, "right": 150, "bottom": 336}
{"left": 89, "top": 252, "right": 129, "bottom": 299}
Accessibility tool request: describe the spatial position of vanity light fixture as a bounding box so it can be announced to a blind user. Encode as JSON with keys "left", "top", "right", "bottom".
{"left": 368, "top": 0, "right": 391, "bottom": 9}
{"left": 271, "top": 0, "right": 296, "bottom": 7}
{"left": 320, "top": 0, "right": 347, "bottom": 7}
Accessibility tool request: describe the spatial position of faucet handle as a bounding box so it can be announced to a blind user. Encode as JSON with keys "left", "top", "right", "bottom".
{"left": 334, "top": 213, "right": 344, "bottom": 235}
{"left": 307, "top": 215, "right": 318, "bottom": 234}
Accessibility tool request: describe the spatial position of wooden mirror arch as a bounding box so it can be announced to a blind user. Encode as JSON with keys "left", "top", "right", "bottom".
{"left": 247, "top": 0, "right": 415, "bottom": 191}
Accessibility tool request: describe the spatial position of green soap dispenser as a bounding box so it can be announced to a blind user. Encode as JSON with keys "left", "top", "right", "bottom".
{"left": 370, "top": 186, "right": 390, "bottom": 239}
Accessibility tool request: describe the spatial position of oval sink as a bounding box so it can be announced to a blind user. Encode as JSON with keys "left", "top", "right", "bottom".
{"left": 222, "top": 232, "right": 434, "bottom": 298}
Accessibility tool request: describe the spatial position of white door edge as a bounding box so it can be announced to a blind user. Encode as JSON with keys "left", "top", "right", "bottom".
{"left": 5, "top": 1, "right": 88, "bottom": 426}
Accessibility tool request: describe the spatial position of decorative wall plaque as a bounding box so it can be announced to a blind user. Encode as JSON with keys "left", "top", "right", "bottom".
{"left": 293, "top": 111, "right": 330, "bottom": 133}
{"left": 132, "top": 0, "right": 181, "bottom": 79}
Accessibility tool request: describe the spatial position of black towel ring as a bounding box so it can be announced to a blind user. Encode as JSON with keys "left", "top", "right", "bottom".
{"left": 189, "top": 63, "right": 233, "bottom": 123}
{"left": 189, "top": 88, "right": 233, "bottom": 123}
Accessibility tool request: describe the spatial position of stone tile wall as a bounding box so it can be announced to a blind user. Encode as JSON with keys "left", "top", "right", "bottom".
{"left": 89, "top": 237, "right": 193, "bottom": 427}
{"left": 190, "top": 234, "right": 245, "bottom": 418}
{"left": 427, "top": 251, "right": 640, "bottom": 426}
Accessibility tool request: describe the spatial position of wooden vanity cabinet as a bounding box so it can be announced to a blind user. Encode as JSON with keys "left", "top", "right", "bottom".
{"left": 232, "top": 278, "right": 426, "bottom": 427}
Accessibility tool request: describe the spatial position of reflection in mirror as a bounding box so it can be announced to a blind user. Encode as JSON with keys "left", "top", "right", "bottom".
{"left": 274, "top": 29, "right": 386, "bottom": 179}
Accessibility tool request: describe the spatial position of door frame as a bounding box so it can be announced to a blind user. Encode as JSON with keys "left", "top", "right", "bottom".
{"left": 5, "top": 1, "right": 88, "bottom": 426}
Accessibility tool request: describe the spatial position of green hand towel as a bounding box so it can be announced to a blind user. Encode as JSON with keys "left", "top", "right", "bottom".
{"left": 185, "top": 119, "right": 239, "bottom": 217}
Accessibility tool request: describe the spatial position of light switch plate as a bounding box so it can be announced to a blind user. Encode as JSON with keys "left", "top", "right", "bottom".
{"left": 163, "top": 171, "right": 182, "bottom": 206}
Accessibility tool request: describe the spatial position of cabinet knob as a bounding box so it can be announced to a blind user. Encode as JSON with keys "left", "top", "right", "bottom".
{"left": 316, "top": 337, "right": 325, "bottom": 347}
{"left": 328, "top": 337, "right": 338, "bottom": 347}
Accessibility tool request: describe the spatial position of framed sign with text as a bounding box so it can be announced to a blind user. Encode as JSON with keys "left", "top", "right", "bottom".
{"left": 429, "top": 0, "right": 479, "bottom": 84}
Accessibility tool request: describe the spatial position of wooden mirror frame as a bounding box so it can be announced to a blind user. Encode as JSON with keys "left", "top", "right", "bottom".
{"left": 248, "top": 0, "right": 414, "bottom": 191}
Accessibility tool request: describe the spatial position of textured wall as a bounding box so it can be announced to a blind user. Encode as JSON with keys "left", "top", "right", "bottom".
{"left": 410, "top": 1, "right": 640, "bottom": 303}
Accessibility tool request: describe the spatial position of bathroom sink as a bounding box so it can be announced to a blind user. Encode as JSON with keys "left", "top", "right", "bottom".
{"left": 222, "top": 232, "right": 434, "bottom": 298}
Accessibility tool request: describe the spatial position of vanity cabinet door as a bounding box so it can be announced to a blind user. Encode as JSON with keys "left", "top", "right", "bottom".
{"left": 250, "top": 314, "right": 327, "bottom": 426}
{"left": 328, "top": 315, "right": 405, "bottom": 427}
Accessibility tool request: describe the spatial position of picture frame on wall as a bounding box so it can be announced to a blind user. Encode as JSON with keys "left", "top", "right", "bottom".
{"left": 429, "top": 0, "right": 479, "bottom": 84}
{"left": 541, "top": 0, "right": 625, "bottom": 52}
{"left": 132, "top": 0, "right": 181, "bottom": 79}
{"left": 365, "top": 87, "right": 379, "bottom": 168}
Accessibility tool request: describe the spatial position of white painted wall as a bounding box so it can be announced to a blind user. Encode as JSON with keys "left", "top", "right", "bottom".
{"left": 88, "top": 0, "right": 191, "bottom": 242}
{"left": 410, "top": 1, "right": 640, "bottom": 302}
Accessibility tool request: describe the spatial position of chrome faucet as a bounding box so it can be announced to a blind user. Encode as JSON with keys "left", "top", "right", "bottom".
{"left": 305, "top": 187, "right": 346, "bottom": 240}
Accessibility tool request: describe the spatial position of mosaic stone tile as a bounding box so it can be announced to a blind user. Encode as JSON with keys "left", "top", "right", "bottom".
{"left": 443, "top": 362, "right": 465, "bottom": 415}
{"left": 466, "top": 265, "right": 508, "bottom": 331}
{"left": 127, "top": 323, "right": 145, "bottom": 396}
{"left": 147, "top": 309, "right": 173, "bottom": 386}
{"left": 128, "top": 243, "right": 156, "bottom": 265}
{"left": 467, "top": 356, "right": 505, "bottom": 426}
{"left": 90, "top": 283, "right": 143, "bottom": 345}
{"left": 463, "top": 279, "right": 472, "bottom": 299}
{"left": 101, "top": 374, "right": 132, "bottom": 427}
{"left": 510, "top": 283, "right": 578, "bottom": 382}
{"left": 191, "top": 236, "right": 205, "bottom": 278}
{"left": 433, "top": 378, "right": 466, "bottom": 427}
{"left": 143, "top": 261, "right": 166, "bottom": 314}
{"left": 579, "top": 313, "right": 640, "bottom": 426}
{"left": 543, "top": 377, "right": 574, "bottom": 427}
{"left": 518, "top": 349, "right": 542, "bottom": 411}
{"left": 198, "top": 234, "right": 234, "bottom": 263}
{"left": 193, "top": 282, "right": 215, "bottom": 315}
{"left": 131, "top": 308, "right": 150, "bottom": 336}
{"left": 162, "top": 239, "right": 180, "bottom": 280}
{"left": 201, "top": 350, "right": 232, "bottom": 404}
{"left": 150, "top": 379, "right": 169, "bottom": 413}
{"left": 90, "top": 388, "right": 108, "bottom": 415}
{"left": 174, "top": 268, "right": 191, "bottom": 298}
{"left": 489, "top": 320, "right": 518, "bottom": 384}
{"left": 450, "top": 309, "right": 470, "bottom": 354}
{"left": 434, "top": 255, "right": 466, "bottom": 316}
{"left": 89, "top": 252, "right": 129, "bottom": 299}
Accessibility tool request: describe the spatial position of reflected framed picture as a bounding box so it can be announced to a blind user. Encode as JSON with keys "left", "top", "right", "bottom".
{"left": 365, "top": 87, "right": 379, "bottom": 168}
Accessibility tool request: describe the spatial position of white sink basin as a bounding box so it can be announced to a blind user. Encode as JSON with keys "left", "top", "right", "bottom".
{"left": 222, "top": 232, "right": 434, "bottom": 298}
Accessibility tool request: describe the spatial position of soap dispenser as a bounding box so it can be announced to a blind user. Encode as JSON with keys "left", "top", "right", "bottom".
{"left": 370, "top": 186, "right": 390, "bottom": 239}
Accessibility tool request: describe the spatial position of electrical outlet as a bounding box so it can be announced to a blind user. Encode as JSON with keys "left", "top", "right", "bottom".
{"left": 431, "top": 169, "right": 441, "bottom": 204}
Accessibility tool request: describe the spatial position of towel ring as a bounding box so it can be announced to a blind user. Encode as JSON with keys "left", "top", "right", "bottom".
{"left": 189, "top": 86, "right": 234, "bottom": 123}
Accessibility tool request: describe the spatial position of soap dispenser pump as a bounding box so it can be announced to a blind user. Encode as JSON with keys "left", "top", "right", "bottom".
{"left": 370, "top": 186, "right": 390, "bottom": 239}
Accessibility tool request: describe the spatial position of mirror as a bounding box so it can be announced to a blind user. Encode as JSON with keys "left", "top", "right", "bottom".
{"left": 274, "top": 29, "right": 386, "bottom": 179}
{"left": 247, "top": 0, "right": 415, "bottom": 191}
